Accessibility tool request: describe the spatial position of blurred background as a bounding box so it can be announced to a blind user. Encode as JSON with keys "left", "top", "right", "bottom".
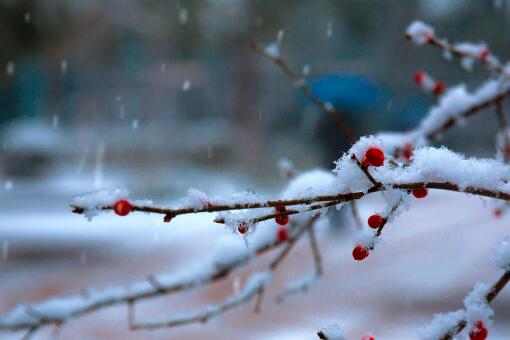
{"left": 2, "top": 1, "right": 510, "bottom": 339}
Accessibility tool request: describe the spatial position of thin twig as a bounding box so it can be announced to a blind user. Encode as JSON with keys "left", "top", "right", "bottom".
{"left": 251, "top": 40, "right": 356, "bottom": 144}
{"left": 308, "top": 227, "right": 323, "bottom": 276}
{"left": 351, "top": 154, "right": 381, "bottom": 188}
{"left": 368, "top": 196, "right": 404, "bottom": 251}
{"left": 21, "top": 326, "right": 38, "bottom": 340}
{"left": 495, "top": 100, "right": 510, "bottom": 161}
{"left": 275, "top": 225, "right": 323, "bottom": 303}
{"left": 349, "top": 200, "right": 363, "bottom": 229}
{"left": 129, "top": 217, "right": 318, "bottom": 330}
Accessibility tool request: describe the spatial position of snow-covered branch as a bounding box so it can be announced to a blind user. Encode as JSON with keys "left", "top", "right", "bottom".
{"left": 420, "top": 238, "right": 510, "bottom": 340}
{"left": 70, "top": 144, "right": 510, "bottom": 228}
{"left": 406, "top": 20, "right": 505, "bottom": 74}
{"left": 0, "top": 213, "right": 320, "bottom": 335}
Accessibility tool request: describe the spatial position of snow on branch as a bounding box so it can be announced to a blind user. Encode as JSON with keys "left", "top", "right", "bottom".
{"left": 0, "top": 212, "right": 320, "bottom": 335}
{"left": 406, "top": 20, "right": 504, "bottom": 73}
{"left": 68, "top": 141, "right": 510, "bottom": 235}
{"left": 7, "top": 139, "right": 510, "bottom": 336}
{"left": 129, "top": 271, "right": 271, "bottom": 330}
{"left": 5, "top": 19, "right": 510, "bottom": 340}
{"left": 420, "top": 268, "right": 510, "bottom": 339}
{"left": 413, "top": 70, "right": 446, "bottom": 97}
{"left": 317, "top": 323, "right": 347, "bottom": 340}
{"left": 418, "top": 237, "right": 510, "bottom": 339}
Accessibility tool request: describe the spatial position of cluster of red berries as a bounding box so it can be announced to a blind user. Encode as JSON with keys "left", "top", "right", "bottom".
{"left": 363, "top": 147, "right": 385, "bottom": 167}
{"left": 413, "top": 70, "right": 445, "bottom": 96}
{"left": 113, "top": 199, "right": 132, "bottom": 216}
{"left": 361, "top": 335, "right": 375, "bottom": 340}
{"left": 275, "top": 204, "right": 289, "bottom": 242}
{"left": 469, "top": 320, "right": 488, "bottom": 340}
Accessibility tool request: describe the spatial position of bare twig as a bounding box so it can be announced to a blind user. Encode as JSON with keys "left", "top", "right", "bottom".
{"left": 349, "top": 200, "right": 363, "bottom": 229}
{"left": 21, "top": 326, "right": 38, "bottom": 340}
{"left": 251, "top": 41, "right": 356, "bottom": 144}
{"left": 275, "top": 225, "right": 323, "bottom": 303}
{"left": 495, "top": 100, "right": 510, "bottom": 160}
{"left": 308, "top": 227, "right": 323, "bottom": 276}
{"left": 317, "top": 330, "right": 328, "bottom": 339}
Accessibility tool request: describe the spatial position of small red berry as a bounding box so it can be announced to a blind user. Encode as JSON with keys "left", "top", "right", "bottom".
{"left": 275, "top": 214, "right": 289, "bottom": 226}
{"left": 113, "top": 199, "right": 132, "bottom": 216}
{"left": 276, "top": 226, "right": 289, "bottom": 242}
{"left": 163, "top": 213, "right": 173, "bottom": 223}
{"left": 494, "top": 208, "right": 502, "bottom": 217}
{"left": 412, "top": 188, "right": 428, "bottom": 199}
{"left": 469, "top": 320, "right": 488, "bottom": 340}
{"left": 361, "top": 335, "right": 375, "bottom": 340}
{"left": 432, "top": 81, "right": 445, "bottom": 96}
{"left": 480, "top": 49, "right": 490, "bottom": 61}
{"left": 402, "top": 143, "right": 413, "bottom": 160}
{"left": 413, "top": 71, "right": 425, "bottom": 85}
{"left": 352, "top": 244, "right": 369, "bottom": 261}
{"left": 363, "top": 147, "right": 384, "bottom": 167}
{"left": 275, "top": 203, "right": 286, "bottom": 213}
{"left": 237, "top": 223, "right": 248, "bottom": 234}
{"left": 367, "top": 214, "right": 384, "bottom": 229}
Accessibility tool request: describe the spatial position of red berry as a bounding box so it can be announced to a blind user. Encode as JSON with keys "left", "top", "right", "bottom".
{"left": 275, "top": 214, "right": 289, "bottom": 226}
{"left": 113, "top": 199, "right": 132, "bottom": 216}
{"left": 367, "top": 214, "right": 384, "bottom": 229}
{"left": 494, "top": 208, "right": 502, "bottom": 217}
{"left": 413, "top": 71, "right": 425, "bottom": 85}
{"left": 275, "top": 203, "right": 286, "bottom": 213}
{"left": 361, "top": 336, "right": 375, "bottom": 340}
{"left": 412, "top": 188, "right": 428, "bottom": 199}
{"left": 402, "top": 143, "right": 413, "bottom": 160}
{"left": 432, "top": 81, "right": 445, "bottom": 96}
{"left": 480, "top": 49, "right": 490, "bottom": 61}
{"left": 363, "top": 147, "right": 384, "bottom": 167}
{"left": 469, "top": 320, "right": 488, "bottom": 340}
{"left": 352, "top": 244, "right": 369, "bottom": 261}
{"left": 237, "top": 223, "right": 248, "bottom": 234}
{"left": 276, "top": 226, "right": 289, "bottom": 242}
{"left": 163, "top": 213, "right": 173, "bottom": 223}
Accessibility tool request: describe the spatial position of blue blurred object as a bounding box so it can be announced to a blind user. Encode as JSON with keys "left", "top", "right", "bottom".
{"left": 306, "top": 73, "right": 390, "bottom": 112}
